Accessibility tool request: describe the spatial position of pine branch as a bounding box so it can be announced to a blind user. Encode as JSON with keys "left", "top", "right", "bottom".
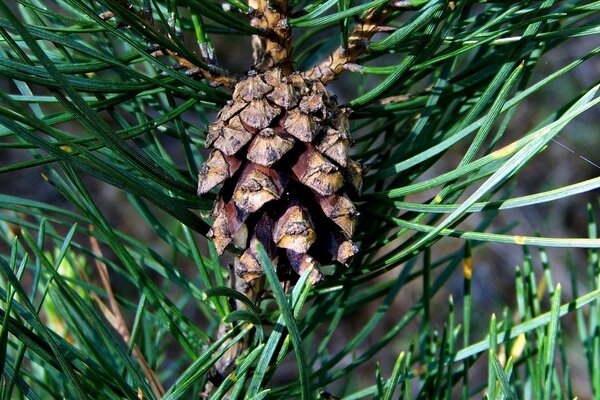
{"left": 302, "top": 0, "right": 417, "bottom": 84}
{"left": 103, "top": 0, "right": 238, "bottom": 87}
{"left": 249, "top": 0, "right": 294, "bottom": 74}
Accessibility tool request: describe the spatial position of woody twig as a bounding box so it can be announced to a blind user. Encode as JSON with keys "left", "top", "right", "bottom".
{"left": 303, "top": 0, "right": 413, "bottom": 84}
{"left": 249, "top": 0, "right": 294, "bottom": 74}
{"left": 101, "top": 0, "right": 238, "bottom": 88}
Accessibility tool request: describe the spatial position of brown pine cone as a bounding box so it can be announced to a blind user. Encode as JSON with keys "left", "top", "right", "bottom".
{"left": 198, "top": 69, "right": 361, "bottom": 284}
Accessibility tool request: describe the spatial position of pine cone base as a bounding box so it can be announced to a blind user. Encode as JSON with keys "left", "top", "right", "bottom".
{"left": 198, "top": 69, "right": 361, "bottom": 284}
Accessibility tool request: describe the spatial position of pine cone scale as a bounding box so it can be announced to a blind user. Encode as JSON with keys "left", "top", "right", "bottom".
{"left": 198, "top": 68, "right": 362, "bottom": 283}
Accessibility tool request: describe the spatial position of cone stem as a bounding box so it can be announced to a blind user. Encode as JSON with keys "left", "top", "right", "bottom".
{"left": 249, "top": 0, "right": 294, "bottom": 74}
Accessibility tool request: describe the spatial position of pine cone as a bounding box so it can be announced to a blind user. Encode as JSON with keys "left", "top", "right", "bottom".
{"left": 198, "top": 69, "right": 361, "bottom": 284}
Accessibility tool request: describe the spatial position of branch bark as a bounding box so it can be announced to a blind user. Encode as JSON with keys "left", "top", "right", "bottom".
{"left": 249, "top": 0, "right": 294, "bottom": 74}
{"left": 302, "top": 2, "right": 399, "bottom": 84}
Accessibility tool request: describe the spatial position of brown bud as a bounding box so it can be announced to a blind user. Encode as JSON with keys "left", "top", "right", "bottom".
{"left": 286, "top": 249, "right": 323, "bottom": 284}
{"left": 232, "top": 164, "right": 284, "bottom": 213}
{"left": 273, "top": 206, "right": 317, "bottom": 253}
{"left": 292, "top": 147, "right": 344, "bottom": 196}
{"left": 283, "top": 108, "right": 319, "bottom": 142}
{"left": 233, "top": 74, "right": 272, "bottom": 102}
{"left": 240, "top": 99, "right": 281, "bottom": 130}
{"left": 247, "top": 128, "right": 295, "bottom": 167}
{"left": 209, "top": 116, "right": 253, "bottom": 156}
{"left": 318, "top": 195, "right": 359, "bottom": 238}
{"left": 267, "top": 82, "right": 298, "bottom": 108}
{"left": 197, "top": 150, "right": 242, "bottom": 195}
{"left": 99, "top": 11, "right": 114, "bottom": 20}
{"left": 317, "top": 127, "right": 350, "bottom": 167}
{"left": 345, "top": 159, "right": 364, "bottom": 193}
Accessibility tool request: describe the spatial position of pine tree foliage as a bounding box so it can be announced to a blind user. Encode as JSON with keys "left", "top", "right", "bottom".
{"left": 0, "top": 0, "right": 600, "bottom": 398}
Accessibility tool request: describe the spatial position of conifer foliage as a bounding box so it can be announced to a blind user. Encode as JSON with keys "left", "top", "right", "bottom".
{"left": 1, "top": 0, "right": 600, "bottom": 399}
